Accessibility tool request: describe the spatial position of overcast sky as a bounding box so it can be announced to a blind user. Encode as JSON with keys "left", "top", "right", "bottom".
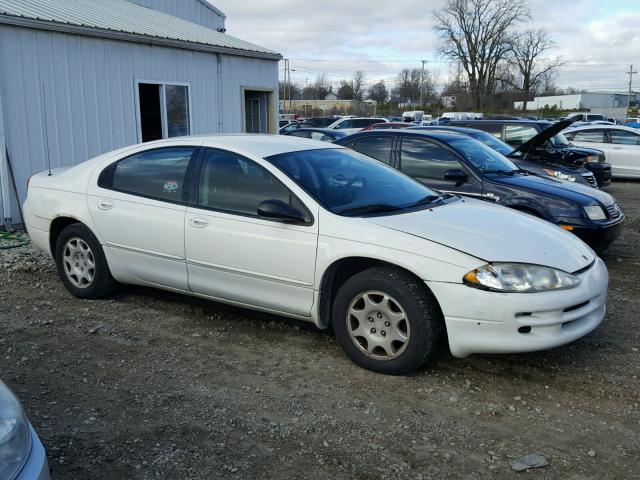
{"left": 213, "top": 0, "right": 639, "bottom": 94}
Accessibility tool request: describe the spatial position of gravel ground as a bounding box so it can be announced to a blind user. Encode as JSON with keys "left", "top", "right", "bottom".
{"left": 2, "top": 181, "right": 639, "bottom": 480}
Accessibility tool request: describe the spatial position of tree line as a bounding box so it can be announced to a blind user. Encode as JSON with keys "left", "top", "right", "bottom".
{"left": 281, "top": 0, "right": 569, "bottom": 113}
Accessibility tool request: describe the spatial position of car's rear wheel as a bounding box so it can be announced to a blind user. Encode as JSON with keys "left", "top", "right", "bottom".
{"left": 332, "top": 266, "right": 443, "bottom": 374}
{"left": 55, "top": 223, "right": 118, "bottom": 298}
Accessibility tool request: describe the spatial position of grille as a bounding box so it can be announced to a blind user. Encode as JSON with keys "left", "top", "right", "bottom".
{"left": 606, "top": 203, "right": 621, "bottom": 219}
{"left": 582, "top": 173, "right": 597, "bottom": 187}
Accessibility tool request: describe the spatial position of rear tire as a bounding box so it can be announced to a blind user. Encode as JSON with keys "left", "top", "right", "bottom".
{"left": 55, "top": 223, "right": 118, "bottom": 299}
{"left": 332, "top": 266, "right": 443, "bottom": 375}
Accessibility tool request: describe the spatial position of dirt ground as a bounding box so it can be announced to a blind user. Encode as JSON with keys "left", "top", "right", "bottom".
{"left": 2, "top": 181, "right": 639, "bottom": 480}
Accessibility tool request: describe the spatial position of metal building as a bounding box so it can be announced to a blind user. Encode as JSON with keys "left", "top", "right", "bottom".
{"left": 0, "top": 0, "right": 281, "bottom": 226}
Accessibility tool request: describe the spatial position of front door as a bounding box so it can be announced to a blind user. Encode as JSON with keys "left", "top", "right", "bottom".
{"left": 398, "top": 137, "right": 483, "bottom": 198}
{"left": 87, "top": 146, "right": 198, "bottom": 290}
{"left": 184, "top": 148, "right": 318, "bottom": 316}
{"left": 244, "top": 91, "right": 269, "bottom": 133}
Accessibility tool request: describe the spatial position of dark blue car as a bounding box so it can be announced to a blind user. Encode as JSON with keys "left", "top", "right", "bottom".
{"left": 335, "top": 130, "right": 624, "bottom": 251}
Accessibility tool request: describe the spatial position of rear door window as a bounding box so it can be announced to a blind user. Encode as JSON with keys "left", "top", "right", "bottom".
{"left": 350, "top": 136, "right": 394, "bottom": 164}
{"left": 106, "top": 147, "right": 195, "bottom": 202}
{"left": 609, "top": 129, "right": 640, "bottom": 145}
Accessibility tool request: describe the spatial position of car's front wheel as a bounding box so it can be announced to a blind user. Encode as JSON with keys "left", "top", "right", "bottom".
{"left": 55, "top": 223, "right": 118, "bottom": 299}
{"left": 332, "top": 266, "right": 443, "bottom": 374}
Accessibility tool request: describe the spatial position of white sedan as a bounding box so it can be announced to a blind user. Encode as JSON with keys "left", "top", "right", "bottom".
{"left": 564, "top": 125, "right": 640, "bottom": 178}
{"left": 23, "top": 135, "right": 608, "bottom": 374}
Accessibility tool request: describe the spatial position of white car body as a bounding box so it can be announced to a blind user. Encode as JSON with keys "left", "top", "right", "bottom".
{"left": 565, "top": 125, "right": 640, "bottom": 178}
{"left": 23, "top": 135, "right": 608, "bottom": 360}
{"left": 327, "top": 117, "right": 389, "bottom": 135}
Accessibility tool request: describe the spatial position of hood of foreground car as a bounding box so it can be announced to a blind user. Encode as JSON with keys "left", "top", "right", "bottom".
{"left": 513, "top": 117, "right": 580, "bottom": 155}
{"left": 368, "top": 199, "right": 595, "bottom": 273}
{"left": 487, "top": 173, "right": 615, "bottom": 206}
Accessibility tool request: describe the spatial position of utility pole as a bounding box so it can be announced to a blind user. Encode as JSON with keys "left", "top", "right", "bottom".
{"left": 626, "top": 64, "right": 637, "bottom": 119}
{"left": 419, "top": 60, "right": 426, "bottom": 107}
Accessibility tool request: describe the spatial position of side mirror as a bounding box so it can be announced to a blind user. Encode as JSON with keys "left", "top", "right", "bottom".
{"left": 257, "top": 199, "right": 310, "bottom": 224}
{"left": 444, "top": 169, "right": 468, "bottom": 183}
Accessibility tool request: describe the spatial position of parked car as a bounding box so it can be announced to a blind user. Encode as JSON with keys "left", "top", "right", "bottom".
{"left": 447, "top": 119, "right": 612, "bottom": 188}
{"left": 283, "top": 127, "right": 348, "bottom": 142}
{"left": 624, "top": 117, "right": 640, "bottom": 124}
{"left": 326, "top": 117, "right": 389, "bottom": 134}
{"left": 361, "top": 122, "right": 413, "bottom": 131}
{"left": 279, "top": 121, "right": 315, "bottom": 135}
{"left": 24, "top": 135, "right": 608, "bottom": 374}
{"left": 408, "top": 125, "right": 598, "bottom": 187}
{"left": 336, "top": 129, "right": 624, "bottom": 251}
{"left": 563, "top": 125, "right": 640, "bottom": 178}
{"left": 0, "top": 381, "right": 50, "bottom": 480}
{"left": 304, "top": 117, "right": 338, "bottom": 128}
{"left": 567, "top": 113, "right": 607, "bottom": 122}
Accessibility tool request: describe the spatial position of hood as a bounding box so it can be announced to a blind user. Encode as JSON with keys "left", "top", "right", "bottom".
{"left": 514, "top": 117, "right": 581, "bottom": 156}
{"left": 487, "top": 173, "right": 615, "bottom": 206}
{"left": 368, "top": 199, "right": 595, "bottom": 273}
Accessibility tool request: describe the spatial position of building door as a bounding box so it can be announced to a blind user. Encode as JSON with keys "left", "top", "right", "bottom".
{"left": 244, "top": 91, "right": 269, "bottom": 133}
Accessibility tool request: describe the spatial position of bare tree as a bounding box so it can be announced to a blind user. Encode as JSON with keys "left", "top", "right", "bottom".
{"left": 433, "top": 0, "right": 529, "bottom": 110}
{"left": 505, "top": 29, "right": 564, "bottom": 110}
{"left": 393, "top": 68, "right": 435, "bottom": 105}
{"left": 302, "top": 74, "right": 332, "bottom": 100}
{"left": 352, "top": 71, "right": 366, "bottom": 101}
{"left": 368, "top": 80, "right": 389, "bottom": 103}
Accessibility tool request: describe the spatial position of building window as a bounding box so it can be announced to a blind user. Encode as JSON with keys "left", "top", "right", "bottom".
{"left": 137, "top": 81, "right": 191, "bottom": 142}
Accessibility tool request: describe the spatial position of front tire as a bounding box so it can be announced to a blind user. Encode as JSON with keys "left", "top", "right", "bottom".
{"left": 55, "top": 223, "right": 118, "bottom": 299}
{"left": 332, "top": 266, "right": 443, "bottom": 374}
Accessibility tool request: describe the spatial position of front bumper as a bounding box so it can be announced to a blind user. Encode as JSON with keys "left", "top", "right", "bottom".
{"left": 15, "top": 425, "right": 50, "bottom": 480}
{"left": 427, "top": 257, "right": 608, "bottom": 358}
{"left": 570, "top": 215, "right": 625, "bottom": 251}
{"left": 584, "top": 162, "right": 612, "bottom": 187}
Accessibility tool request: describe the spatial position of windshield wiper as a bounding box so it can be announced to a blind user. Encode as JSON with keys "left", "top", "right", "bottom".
{"left": 408, "top": 194, "right": 441, "bottom": 207}
{"left": 337, "top": 204, "right": 404, "bottom": 216}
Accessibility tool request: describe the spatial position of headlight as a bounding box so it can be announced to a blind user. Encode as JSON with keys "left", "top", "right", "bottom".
{"left": 585, "top": 155, "right": 600, "bottom": 163}
{"left": 463, "top": 263, "right": 581, "bottom": 293}
{"left": 542, "top": 168, "right": 577, "bottom": 182}
{"left": 584, "top": 205, "right": 606, "bottom": 220}
{"left": 0, "top": 382, "right": 32, "bottom": 480}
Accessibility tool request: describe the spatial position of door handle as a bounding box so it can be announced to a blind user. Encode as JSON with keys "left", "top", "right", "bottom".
{"left": 97, "top": 199, "right": 114, "bottom": 210}
{"left": 189, "top": 217, "right": 210, "bottom": 228}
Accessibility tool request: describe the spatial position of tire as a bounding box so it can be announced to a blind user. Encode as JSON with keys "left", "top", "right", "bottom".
{"left": 54, "top": 223, "right": 118, "bottom": 299}
{"left": 332, "top": 266, "right": 443, "bottom": 375}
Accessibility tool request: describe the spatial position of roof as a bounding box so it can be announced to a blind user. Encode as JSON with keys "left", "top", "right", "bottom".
{"left": 0, "top": 0, "right": 280, "bottom": 60}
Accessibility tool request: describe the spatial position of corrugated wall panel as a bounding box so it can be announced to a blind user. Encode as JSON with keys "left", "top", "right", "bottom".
{"left": 127, "top": 0, "right": 225, "bottom": 31}
{"left": 0, "top": 25, "right": 278, "bottom": 224}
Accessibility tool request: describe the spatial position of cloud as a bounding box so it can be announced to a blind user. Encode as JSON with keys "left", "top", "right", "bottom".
{"left": 213, "top": 0, "right": 640, "bottom": 92}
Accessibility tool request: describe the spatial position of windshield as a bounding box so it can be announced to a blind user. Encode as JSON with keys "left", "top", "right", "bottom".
{"left": 468, "top": 131, "right": 515, "bottom": 156}
{"left": 266, "top": 148, "right": 439, "bottom": 216}
{"left": 447, "top": 138, "right": 520, "bottom": 173}
{"left": 549, "top": 133, "right": 571, "bottom": 146}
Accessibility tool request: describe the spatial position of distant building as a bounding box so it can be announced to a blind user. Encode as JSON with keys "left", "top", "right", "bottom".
{"left": 514, "top": 92, "right": 640, "bottom": 119}
{"left": 324, "top": 92, "right": 338, "bottom": 101}
{"left": 441, "top": 95, "right": 456, "bottom": 108}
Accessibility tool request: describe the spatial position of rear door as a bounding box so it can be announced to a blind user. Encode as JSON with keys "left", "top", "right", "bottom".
{"left": 398, "top": 137, "right": 482, "bottom": 197}
{"left": 87, "top": 145, "right": 199, "bottom": 290}
{"left": 606, "top": 128, "right": 640, "bottom": 177}
{"left": 345, "top": 135, "right": 396, "bottom": 165}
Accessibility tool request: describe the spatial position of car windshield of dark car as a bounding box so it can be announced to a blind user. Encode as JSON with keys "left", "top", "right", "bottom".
{"left": 470, "top": 132, "right": 515, "bottom": 156}
{"left": 447, "top": 137, "right": 519, "bottom": 173}
{"left": 549, "top": 133, "right": 571, "bottom": 146}
{"left": 266, "top": 148, "right": 441, "bottom": 216}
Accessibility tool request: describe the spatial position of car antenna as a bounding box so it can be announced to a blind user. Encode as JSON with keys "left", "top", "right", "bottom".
{"left": 42, "top": 82, "right": 52, "bottom": 176}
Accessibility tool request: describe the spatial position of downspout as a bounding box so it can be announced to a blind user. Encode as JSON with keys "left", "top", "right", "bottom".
{"left": 0, "top": 72, "right": 12, "bottom": 226}
{"left": 216, "top": 53, "right": 223, "bottom": 133}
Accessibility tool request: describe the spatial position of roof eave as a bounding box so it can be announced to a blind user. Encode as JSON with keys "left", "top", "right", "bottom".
{"left": 0, "top": 14, "right": 282, "bottom": 61}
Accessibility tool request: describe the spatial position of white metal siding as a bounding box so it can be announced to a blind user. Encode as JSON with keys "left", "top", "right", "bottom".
{"left": 127, "top": 0, "right": 225, "bottom": 31}
{"left": 0, "top": 25, "right": 278, "bottom": 223}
